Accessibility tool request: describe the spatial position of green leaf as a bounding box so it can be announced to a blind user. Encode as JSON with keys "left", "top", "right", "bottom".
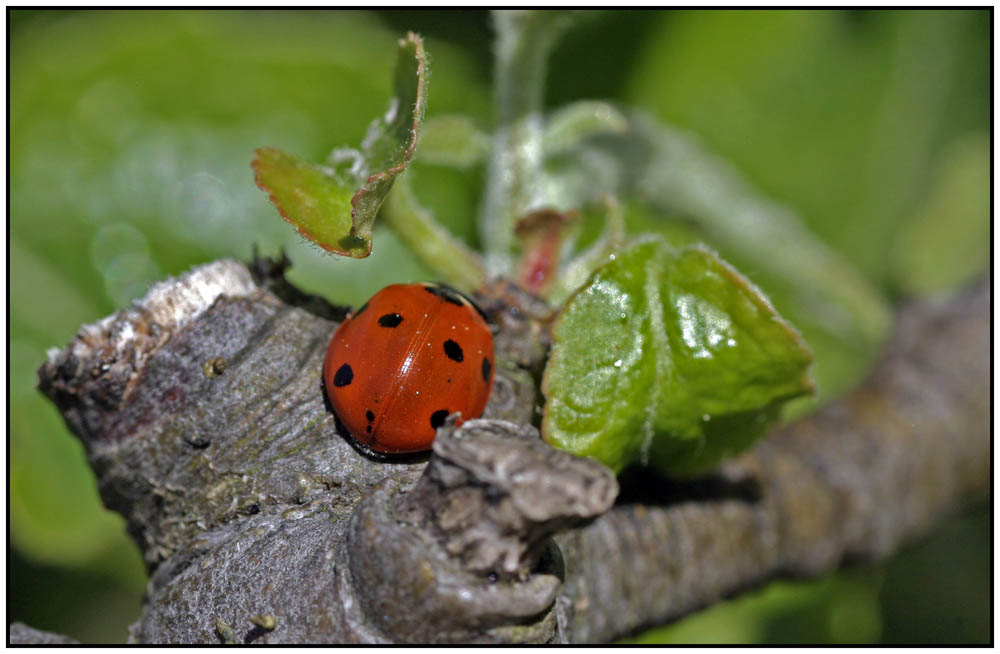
{"left": 252, "top": 32, "right": 428, "bottom": 258}
{"left": 542, "top": 111, "right": 891, "bottom": 409}
{"left": 542, "top": 237, "right": 813, "bottom": 475}
{"left": 615, "top": 115, "right": 890, "bottom": 412}
{"left": 251, "top": 147, "right": 360, "bottom": 254}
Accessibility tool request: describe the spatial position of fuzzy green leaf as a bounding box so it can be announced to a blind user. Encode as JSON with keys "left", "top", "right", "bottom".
{"left": 252, "top": 32, "right": 427, "bottom": 257}
{"left": 542, "top": 237, "right": 813, "bottom": 476}
{"left": 542, "top": 111, "right": 892, "bottom": 412}
{"left": 543, "top": 100, "right": 628, "bottom": 155}
{"left": 251, "top": 148, "right": 360, "bottom": 254}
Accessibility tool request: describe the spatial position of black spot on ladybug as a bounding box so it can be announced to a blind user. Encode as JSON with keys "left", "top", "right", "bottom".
{"left": 430, "top": 409, "right": 449, "bottom": 429}
{"left": 352, "top": 301, "right": 370, "bottom": 319}
{"left": 365, "top": 425, "right": 372, "bottom": 434}
{"left": 366, "top": 409, "right": 375, "bottom": 422}
{"left": 423, "top": 283, "right": 490, "bottom": 322}
{"left": 333, "top": 363, "right": 353, "bottom": 387}
{"left": 444, "top": 339, "right": 464, "bottom": 362}
{"left": 378, "top": 313, "right": 404, "bottom": 328}
{"left": 482, "top": 357, "right": 492, "bottom": 382}
{"left": 423, "top": 283, "right": 465, "bottom": 307}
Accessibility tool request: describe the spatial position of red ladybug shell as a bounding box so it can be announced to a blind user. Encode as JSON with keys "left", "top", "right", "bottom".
{"left": 323, "top": 283, "right": 495, "bottom": 454}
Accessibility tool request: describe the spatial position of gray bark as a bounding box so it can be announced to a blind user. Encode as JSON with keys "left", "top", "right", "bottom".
{"left": 8, "top": 622, "right": 79, "bottom": 645}
{"left": 37, "top": 257, "right": 989, "bottom": 643}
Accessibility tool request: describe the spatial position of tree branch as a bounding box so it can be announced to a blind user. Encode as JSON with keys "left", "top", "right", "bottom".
{"left": 37, "top": 258, "right": 988, "bottom": 643}
{"left": 8, "top": 622, "right": 79, "bottom": 645}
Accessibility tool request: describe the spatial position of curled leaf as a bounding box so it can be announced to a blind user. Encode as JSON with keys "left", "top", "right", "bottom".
{"left": 514, "top": 208, "right": 579, "bottom": 296}
{"left": 542, "top": 236, "right": 813, "bottom": 476}
{"left": 252, "top": 32, "right": 428, "bottom": 258}
{"left": 543, "top": 100, "right": 628, "bottom": 155}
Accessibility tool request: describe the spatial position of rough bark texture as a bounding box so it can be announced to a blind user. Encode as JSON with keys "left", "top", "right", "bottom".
{"left": 36, "top": 258, "right": 989, "bottom": 644}
{"left": 8, "top": 622, "right": 80, "bottom": 645}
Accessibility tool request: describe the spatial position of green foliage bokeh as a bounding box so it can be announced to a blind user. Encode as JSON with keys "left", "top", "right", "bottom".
{"left": 9, "top": 9, "right": 988, "bottom": 643}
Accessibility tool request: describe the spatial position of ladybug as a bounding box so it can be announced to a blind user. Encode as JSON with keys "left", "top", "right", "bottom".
{"left": 323, "top": 282, "right": 495, "bottom": 454}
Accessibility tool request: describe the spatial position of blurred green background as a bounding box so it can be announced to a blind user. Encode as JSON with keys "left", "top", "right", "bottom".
{"left": 9, "top": 9, "right": 989, "bottom": 643}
